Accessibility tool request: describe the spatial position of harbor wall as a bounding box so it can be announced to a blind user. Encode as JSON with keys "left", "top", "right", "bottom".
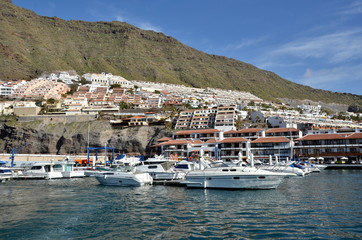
{"left": 0, "top": 153, "right": 88, "bottom": 165}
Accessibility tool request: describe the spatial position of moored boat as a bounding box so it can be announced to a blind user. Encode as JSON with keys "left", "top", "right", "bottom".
{"left": 182, "top": 162, "right": 290, "bottom": 189}
{"left": 136, "top": 156, "right": 185, "bottom": 180}
{"left": 19, "top": 162, "right": 63, "bottom": 179}
{"left": 95, "top": 166, "right": 153, "bottom": 186}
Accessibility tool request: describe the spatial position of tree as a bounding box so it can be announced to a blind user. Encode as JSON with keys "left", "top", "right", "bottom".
{"left": 110, "top": 84, "right": 121, "bottom": 89}
{"left": 119, "top": 102, "right": 133, "bottom": 110}
{"left": 79, "top": 77, "right": 90, "bottom": 85}
{"left": 46, "top": 98, "right": 56, "bottom": 105}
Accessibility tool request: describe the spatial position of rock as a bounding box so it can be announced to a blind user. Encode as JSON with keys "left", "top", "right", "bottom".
{"left": 0, "top": 121, "right": 173, "bottom": 155}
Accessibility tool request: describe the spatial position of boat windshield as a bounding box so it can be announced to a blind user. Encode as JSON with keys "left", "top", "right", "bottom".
{"left": 209, "top": 162, "right": 229, "bottom": 168}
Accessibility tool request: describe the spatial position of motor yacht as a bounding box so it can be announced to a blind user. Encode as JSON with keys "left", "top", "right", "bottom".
{"left": 95, "top": 166, "right": 153, "bottom": 187}
{"left": 21, "top": 162, "right": 63, "bottom": 179}
{"left": 182, "top": 162, "right": 290, "bottom": 189}
{"left": 136, "top": 156, "right": 185, "bottom": 180}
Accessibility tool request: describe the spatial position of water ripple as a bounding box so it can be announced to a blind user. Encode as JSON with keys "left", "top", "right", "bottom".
{"left": 0, "top": 171, "right": 361, "bottom": 239}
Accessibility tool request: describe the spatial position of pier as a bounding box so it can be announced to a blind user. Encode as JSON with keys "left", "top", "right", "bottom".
{"left": 325, "top": 164, "right": 362, "bottom": 170}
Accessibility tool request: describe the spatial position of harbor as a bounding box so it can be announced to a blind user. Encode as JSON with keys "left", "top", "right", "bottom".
{"left": 1, "top": 169, "right": 361, "bottom": 239}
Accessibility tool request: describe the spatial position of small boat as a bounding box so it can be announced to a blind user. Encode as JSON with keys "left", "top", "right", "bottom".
{"left": 113, "top": 155, "right": 142, "bottom": 167}
{"left": 259, "top": 162, "right": 304, "bottom": 176}
{"left": 182, "top": 162, "right": 290, "bottom": 189}
{"left": 20, "top": 162, "right": 64, "bottom": 179}
{"left": 53, "top": 161, "right": 85, "bottom": 178}
{"left": 95, "top": 166, "right": 153, "bottom": 187}
{"left": 0, "top": 167, "right": 13, "bottom": 182}
{"left": 136, "top": 156, "right": 185, "bottom": 180}
{"left": 172, "top": 160, "right": 202, "bottom": 173}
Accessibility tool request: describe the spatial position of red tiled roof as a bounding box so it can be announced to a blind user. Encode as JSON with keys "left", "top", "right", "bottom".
{"left": 296, "top": 133, "right": 346, "bottom": 141}
{"left": 175, "top": 129, "right": 220, "bottom": 135}
{"left": 252, "top": 137, "right": 290, "bottom": 143}
{"left": 235, "top": 128, "right": 263, "bottom": 133}
{"left": 346, "top": 132, "right": 362, "bottom": 139}
{"left": 206, "top": 139, "right": 219, "bottom": 143}
{"left": 161, "top": 140, "right": 203, "bottom": 146}
{"left": 156, "top": 137, "right": 172, "bottom": 142}
{"left": 224, "top": 130, "right": 237, "bottom": 134}
{"left": 266, "top": 128, "right": 299, "bottom": 133}
{"left": 221, "top": 137, "right": 249, "bottom": 143}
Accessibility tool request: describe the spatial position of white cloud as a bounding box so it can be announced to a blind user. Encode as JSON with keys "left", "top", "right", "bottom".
{"left": 112, "top": 14, "right": 162, "bottom": 33}
{"left": 301, "top": 65, "right": 362, "bottom": 93}
{"left": 116, "top": 15, "right": 125, "bottom": 22}
{"left": 225, "top": 37, "right": 267, "bottom": 51}
{"left": 271, "top": 29, "right": 362, "bottom": 64}
{"left": 339, "top": 0, "right": 362, "bottom": 16}
{"left": 138, "top": 22, "right": 162, "bottom": 32}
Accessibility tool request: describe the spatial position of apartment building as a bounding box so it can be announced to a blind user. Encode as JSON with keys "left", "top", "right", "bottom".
{"left": 83, "top": 73, "right": 132, "bottom": 87}
{"left": 173, "top": 129, "right": 221, "bottom": 141}
{"left": 0, "top": 80, "right": 27, "bottom": 97}
{"left": 218, "top": 137, "right": 250, "bottom": 161}
{"left": 12, "top": 79, "right": 70, "bottom": 100}
{"left": 265, "top": 128, "right": 302, "bottom": 141}
{"left": 294, "top": 132, "right": 362, "bottom": 163}
{"left": 214, "top": 105, "right": 238, "bottom": 131}
{"left": 189, "top": 108, "right": 217, "bottom": 129}
{"left": 224, "top": 128, "right": 265, "bottom": 141}
{"left": 251, "top": 137, "right": 293, "bottom": 162}
{"left": 175, "top": 110, "right": 194, "bottom": 129}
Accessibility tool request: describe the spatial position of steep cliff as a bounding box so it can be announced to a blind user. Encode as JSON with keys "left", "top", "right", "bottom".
{"left": 0, "top": 120, "right": 172, "bottom": 155}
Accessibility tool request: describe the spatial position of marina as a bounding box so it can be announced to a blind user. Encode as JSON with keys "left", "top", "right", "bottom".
{"left": 0, "top": 169, "right": 361, "bottom": 239}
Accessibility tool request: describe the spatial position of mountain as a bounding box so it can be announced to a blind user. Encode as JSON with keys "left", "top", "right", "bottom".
{"left": 0, "top": 0, "right": 361, "bottom": 106}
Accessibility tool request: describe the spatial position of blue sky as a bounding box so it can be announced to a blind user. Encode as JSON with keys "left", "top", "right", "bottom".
{"left": 13, "top": 0, "right": 362, "bottom": 95}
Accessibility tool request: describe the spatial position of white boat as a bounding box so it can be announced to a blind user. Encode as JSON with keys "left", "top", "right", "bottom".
{"left": 21, "top": 162, "right": 64, "bottom": 179}
{"left": 0, "top": 167, "right": 13, "bottom": 182}
{"left": 182, "top": 162, "right": 290, "bottom": 189}
{"left": 313, "top": 164, "right": 328, "bottom": 170}
{"left": 53, "top": 161, "right": 85, "bottom": 178}
{"left": 113, "top": 155, "right": 142, "bottom": 167}
{"left": 95, "top": 166, "right": 153, "bottom": 186}
{"left": 172, "top": 160, "right": 202, "bottom": 173}
{"left": 136, "top": 156, "right": 185, "bottom": 180}
{"left": 259, "top": 163, "right": 304, "bottom": 176}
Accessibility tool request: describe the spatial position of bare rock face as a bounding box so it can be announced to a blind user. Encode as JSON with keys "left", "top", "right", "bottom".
{"left": 0, "top": 121, "right": 172, "bottom": 156}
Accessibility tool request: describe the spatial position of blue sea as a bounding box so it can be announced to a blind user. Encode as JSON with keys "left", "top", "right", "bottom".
{"left": 1, "top": 170, "right": 361, "bottom": 240}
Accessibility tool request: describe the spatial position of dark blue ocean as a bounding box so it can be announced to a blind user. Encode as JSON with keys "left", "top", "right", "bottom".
{"left": 1, "top": 170, "right": 361, "bottom": 240}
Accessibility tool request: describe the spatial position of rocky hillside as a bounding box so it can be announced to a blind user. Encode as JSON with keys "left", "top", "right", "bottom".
{"left": 0, "top": 119, "right": 172, "bottom": 155}
{"left": 0, "top": 0, "right": 361, "bottom": 106}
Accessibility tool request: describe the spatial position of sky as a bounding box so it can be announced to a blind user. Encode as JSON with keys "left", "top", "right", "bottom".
{"left": 12, "top": 0, "right": 362, "bottom": 95}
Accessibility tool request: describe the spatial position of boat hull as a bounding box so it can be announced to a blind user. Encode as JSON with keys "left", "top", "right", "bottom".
{"left": 182, "top": 167, "right": 288, "bottom": 189}
{"left": 183, "top": 174, "right": 284, "bottom": 189}
{"left": 95, "top": 172, "right": 153, "bottom": 187}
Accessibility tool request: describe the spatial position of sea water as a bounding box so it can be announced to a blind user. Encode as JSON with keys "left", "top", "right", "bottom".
{"left": 0, "top": 170, "right": 361, "bottom": 239}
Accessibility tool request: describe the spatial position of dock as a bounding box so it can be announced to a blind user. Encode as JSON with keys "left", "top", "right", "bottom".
{"left": 325, "top": 164, "right": 362, "bottom": 170}
{"left": 153, "top": 180, "right": 186, "bottom": 187}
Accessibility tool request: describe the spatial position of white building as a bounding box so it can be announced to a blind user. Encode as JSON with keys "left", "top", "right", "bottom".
{"left": 82, "top": 73, "right": 132, "bottom": 88}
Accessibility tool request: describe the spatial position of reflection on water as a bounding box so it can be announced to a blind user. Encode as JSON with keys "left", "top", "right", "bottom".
{"left": 0, "top": 170, "right": 361, "bottom": 239}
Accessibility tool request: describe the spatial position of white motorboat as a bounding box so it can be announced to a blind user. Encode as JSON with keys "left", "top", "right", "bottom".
{"left": 95, "top": 166, "right": 153, "bottom": 186}
{"left": 313, "top": 164, "right": 328, "bottom": 170}
{"left": 21, "top": 162, "right": 63, "bottom": 179}
{"left": 259, "top": 163, "right": 304, "bottom": 176}
{"left": 113, "top": 155, "right": 142, "bottom": 167}
{"left": 136, "top": 157, "right": 185, "bottom": 180}
{"left": 182, "top": 162, "right": 290, "bottom": 189}
{"left": 172, "top": 160, "right": 202, "bottom": 173}
{"left": 53, "top": 161, "right": 85, "bottom": 178}
{"left": 0, "top": 167, "right": 13, "bottom": 182}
